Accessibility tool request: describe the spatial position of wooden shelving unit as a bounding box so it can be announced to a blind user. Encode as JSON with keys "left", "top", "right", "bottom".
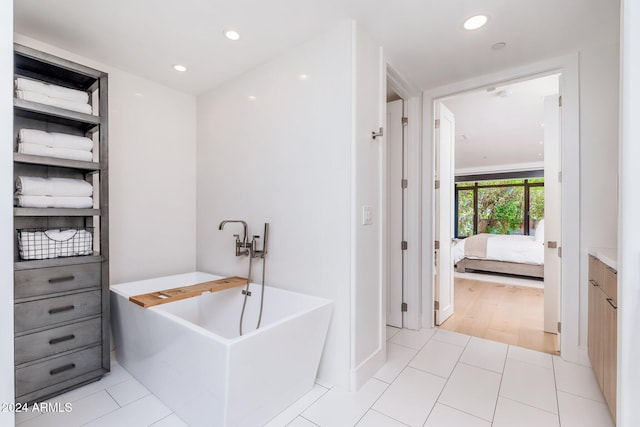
{"left": 12, "top": 43, "right": 110, "bottom": 404}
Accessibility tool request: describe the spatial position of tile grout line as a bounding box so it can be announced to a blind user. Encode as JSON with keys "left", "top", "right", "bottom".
{"left": 499, "top": 396, "right": 560, "bottom": 416}
{"left": 489, "top": 342, "right": 509, "bottom": 423}
{"left": 436, "top": 401, "right": 495, "bottom": 424}
{"left": 552, "top": 353, "right": 563, "bottom": 427}
{"left": 421, "top": 333, "right": 472, "bottom": 424}
{"left": 366, "top": 408, "right": 411, "bottom": 426}
{"left": 353, "top": 379, "right": 391, "bottom": 426}
{"left": 283, "top": 385, "right": 331, "bottom": 425}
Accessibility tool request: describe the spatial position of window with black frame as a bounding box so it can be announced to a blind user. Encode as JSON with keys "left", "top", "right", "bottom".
{"left": 455, "top": 176, "right": 544, "bottom": 238}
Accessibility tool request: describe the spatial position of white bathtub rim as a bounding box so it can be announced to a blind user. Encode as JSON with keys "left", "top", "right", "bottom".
{"left": 110, "top": 271, "right": 334, "bottom": 344}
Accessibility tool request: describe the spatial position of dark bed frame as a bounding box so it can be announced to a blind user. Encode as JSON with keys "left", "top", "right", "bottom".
{"left": 455, "top": 258, "right": 544, "bottom": 279}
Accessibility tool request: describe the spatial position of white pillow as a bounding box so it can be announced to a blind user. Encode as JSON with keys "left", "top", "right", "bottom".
{"left": 535, "top": 219, "right": 545, "bottom": 242}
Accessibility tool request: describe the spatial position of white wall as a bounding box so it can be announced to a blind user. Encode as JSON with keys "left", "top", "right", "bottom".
{"left": 14, "top": 34, "right": 198, "bottom": 285}
{"left": 351, "top": 23, "right": 384, "bottom": 385}
{"left": 618, "top": 1, "right": 640, "bottom": 424}
{"left": 0, "top": 1, "right": 15, "bottom": 424}
{"left": 578, "top": 42, "right": 620, "bottom": 351}
{"left": 196, "top": 22, "right": 354, "bottom": 388}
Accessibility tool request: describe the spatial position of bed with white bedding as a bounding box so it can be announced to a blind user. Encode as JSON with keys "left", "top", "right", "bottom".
{"left": 453, "top": 221, "right": 545, "bottom": 279}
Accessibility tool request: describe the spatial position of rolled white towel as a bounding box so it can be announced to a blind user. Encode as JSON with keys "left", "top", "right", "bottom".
{"left": 15, "top": 78, "right": 89, "bottom": 104}
{"left": 16, "top": 90, "right": 93, "bottom": 115}
{"left": 15, "top": 195, "right": 93, "bottom": 209}
{"left": 19, "top": 129, "right": 93, "bottom": 151}
{"left": 18, "top": 143, "right": 94, "bottom": 162}
{"left": 16, "top": 176, "right": 93, "bottom": 197}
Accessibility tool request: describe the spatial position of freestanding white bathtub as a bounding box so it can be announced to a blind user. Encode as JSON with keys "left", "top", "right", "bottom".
{"left": 110, "top": 272, "right": 332, "bottom": 427}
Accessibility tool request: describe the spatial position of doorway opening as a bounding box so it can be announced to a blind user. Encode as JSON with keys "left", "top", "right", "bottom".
{"left": 433, "top": 74, "right": 562, "bottom": 355}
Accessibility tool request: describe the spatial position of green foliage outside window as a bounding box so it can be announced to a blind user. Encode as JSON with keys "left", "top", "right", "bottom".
{"left": 455, "top": 178, "right": 544, "bottom": 237}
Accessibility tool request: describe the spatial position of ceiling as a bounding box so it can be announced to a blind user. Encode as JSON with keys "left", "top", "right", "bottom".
{"left": 13, "top": 0, "right": 620, "bottom": 95}
{"left": 443, "top": 74, "right": 559, "bottom": 173}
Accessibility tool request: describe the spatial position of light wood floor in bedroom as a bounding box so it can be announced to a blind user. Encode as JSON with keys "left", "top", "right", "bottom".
{"left": 438, "top": 277, "right": 559, "bottom": 355}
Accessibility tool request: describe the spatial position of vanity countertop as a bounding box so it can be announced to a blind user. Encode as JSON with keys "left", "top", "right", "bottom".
{"left": 589, "top": 248, "right": 617, "bottom": 271}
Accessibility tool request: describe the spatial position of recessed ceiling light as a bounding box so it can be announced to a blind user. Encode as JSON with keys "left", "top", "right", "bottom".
{"left": 224, "top": 30, "right": 240, "bottom": 41}
{"left": 464, "top": 15, "right": 488, "bottom": 30}
{"left": 539, "top": 140, "right": 544, "bottom": 145}
{"left": 298, "top": 74, "right": 309, "bottom": 81}
{"left": 248, "top": 95, "right": 257, "bottom": 101}
{"left": 491, "top": 42, "right": 507, "bottom": 51}
{"left": 134, "top": 92, "right": 143, "bottom": 97}
{"left": 173, "top": 64, "right": 187, "bottom": 72}
{"left": 538, "top": 153, "right": 543, "bottom": 156}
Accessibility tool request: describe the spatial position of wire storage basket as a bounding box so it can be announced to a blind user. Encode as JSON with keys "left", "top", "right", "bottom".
{"left": 17, "top": 227, "right": 94, "bottom": 260}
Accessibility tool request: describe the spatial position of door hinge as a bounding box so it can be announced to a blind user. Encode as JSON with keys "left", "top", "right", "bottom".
{"left": 402, "top": 117, "right": 408, "bottom": 126}
{"left": 558, "top": 171, "right": 562, "bottom": 183}
{"left": 401, "top": 302, "right": 408, "bottom": 312}
{"left": 434, "top": 300, "right": 440, "bottom": 310}
{"left": 434, "top": 240, "right": 440, "bottom": 250}
{"left": 557, "top": 321, "right": 562, "bottom": 333}
{"left": 559, "top": 95, "right": 563, "bottom": 107}
{"left": 401, "top": 179, "right": 408, "bottom": 189}
{"left": 558, "top": 246, "right": 562, "bottom": 258}
{"left": 401, "top": 241, "right": 408, "bottom": 250}
{"left": 435, "top": 119, "right": 440, "bottom": 129}
{"left": 434, "top": 179, "right": 440, "bottom": 189}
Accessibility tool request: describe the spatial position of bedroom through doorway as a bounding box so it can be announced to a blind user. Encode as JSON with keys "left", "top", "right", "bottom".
{"left": 433, "top": 74, "right": 561, "bottom": 355}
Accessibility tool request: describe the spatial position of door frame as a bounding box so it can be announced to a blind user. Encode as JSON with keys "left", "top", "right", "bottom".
{"left": 421, "top": 54, "right": 582, "bottom": 363}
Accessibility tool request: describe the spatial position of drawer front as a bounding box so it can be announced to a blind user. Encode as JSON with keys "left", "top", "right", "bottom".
{"left": 15, "top": 345, "right": 102, "bottom": 397}
{"left": 15, "top": 263, "right": 101, "bottom": 299}
{"left": 15, "top": 290, "right": 102, "bottom": 333}
{"left": 603, "top": 266, "right": 617, "bottom": 303}
{"left": 588, "top": 255, "right": 604, "bottom": 286}
{"left": 15, "top": 317, "right": 102, "bottom": 365}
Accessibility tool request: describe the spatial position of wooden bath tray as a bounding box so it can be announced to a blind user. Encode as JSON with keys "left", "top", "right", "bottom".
{"left": 129, "top": 276, "right": 249, "bottom": 308}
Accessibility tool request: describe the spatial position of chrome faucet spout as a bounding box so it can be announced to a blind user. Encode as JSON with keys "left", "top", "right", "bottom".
{"left": 219, "top": 220, "right": 250, "bottom": 257}
{"left": 218, "top": 220, "right": 248, "bottom": 242}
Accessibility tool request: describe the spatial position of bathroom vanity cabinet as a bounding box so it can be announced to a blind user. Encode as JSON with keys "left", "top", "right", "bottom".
{"left": 587, "top": 253, "right": 617, "bottom": 422}
{"left": 12, "top": 44, "right": 110, "bottom": 403}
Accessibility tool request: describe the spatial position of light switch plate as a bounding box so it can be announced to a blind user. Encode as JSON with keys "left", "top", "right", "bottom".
{"left": 362, "top": 205, "right": 372, "bottom": 225}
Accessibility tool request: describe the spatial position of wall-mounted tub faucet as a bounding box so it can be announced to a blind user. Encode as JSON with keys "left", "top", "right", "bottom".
{"left": 218, "top": 220, "right": 270, "bottom": 336}
{"left": 218, "top": 220, "right": 251, "bottom": 256}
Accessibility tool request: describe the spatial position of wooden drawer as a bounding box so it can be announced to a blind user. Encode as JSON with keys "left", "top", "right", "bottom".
{"left": 588, "top": 255, "right": 604, "bottom": 286}
{"left": 603, "top": 265, "right": 617, "bottom": 303}
{"left": 15, "top": 345, "right": 102, "bottom": 397}
{"left": 15, "top": 317, "right": 102, "bottom": 365}
{"left": 15, "top": 262, "right": 101, "bottom": 299}
{"left": 15, "top": 290, "right": 101, "bottom": 333}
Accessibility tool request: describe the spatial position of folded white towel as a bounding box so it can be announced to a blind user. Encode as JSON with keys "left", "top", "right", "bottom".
{"left": 16, "top": 90, "right": 93, "bottom": 115}
{"left": 19, "top": 229, "right": 93, "bottom": 260}
{"left": 15, "top": 78, "right": 89, "bottom": 104}
{"left": 16, "top": 176, "right": 93, "bottom": 197}
{"left": 15, "top": 195, "right": 93, "bottom": 209}
{"left": 18, "top": 143, "right": 94, "bottom": 162}
{"left": 19, "top": 129, "right": 93, "bottom": 151}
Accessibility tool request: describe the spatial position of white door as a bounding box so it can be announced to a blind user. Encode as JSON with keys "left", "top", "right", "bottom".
{"left": 543, "top": 95, "right": 561, "bottom": 343}
{"left": 434, "top": 102, "right": 455, "bottom": 325}
{"left": 387, "top": 99, "right": 405, "bottom": 328}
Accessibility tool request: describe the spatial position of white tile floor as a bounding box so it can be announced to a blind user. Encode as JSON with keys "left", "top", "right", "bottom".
{"left": 15, "top": 328, "right": 615, "bottom": 427}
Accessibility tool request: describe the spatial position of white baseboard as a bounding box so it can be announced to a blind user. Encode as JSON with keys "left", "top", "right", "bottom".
{"left": 350, "top": 346, "right": 385, "bottom": 391}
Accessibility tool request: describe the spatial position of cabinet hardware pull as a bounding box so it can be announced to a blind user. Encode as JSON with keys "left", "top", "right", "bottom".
{"left": 48, "top": 275, "right": 75, "bottom": 284}
{"left": 606, "top": 298, "right": 618, "bottom": 309}
{"left": 49, "top": 334, "right": 76, "bottom": 345}
{"left": 48, "top": 305, "right": 75, "bottom": 315}
{"left": 49, "top": 363, "right": 76, "bottom": 376}
{"left": 589, "top": 280, "right": 598, "bottom": 287}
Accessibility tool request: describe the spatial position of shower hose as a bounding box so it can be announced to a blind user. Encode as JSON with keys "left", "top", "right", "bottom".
{"left": 238, "top": 253, "right": 266, "bottom": 336}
